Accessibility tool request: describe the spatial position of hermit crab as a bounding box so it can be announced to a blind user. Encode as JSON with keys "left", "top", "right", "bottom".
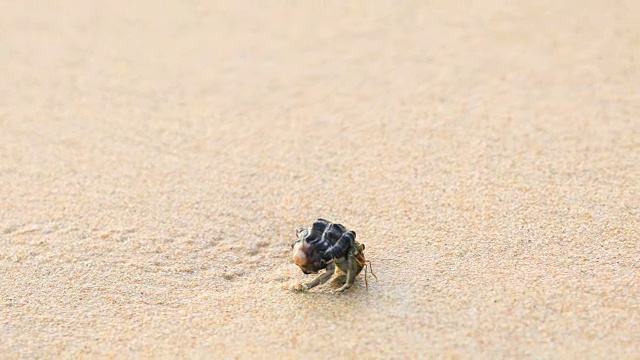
{"left": 290, "top": 218, "right": 374, "bottom": 292}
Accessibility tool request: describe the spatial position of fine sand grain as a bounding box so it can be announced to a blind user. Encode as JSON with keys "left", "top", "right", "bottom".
{"left": 1, "top": 0, "right": 638, "bottom": 358}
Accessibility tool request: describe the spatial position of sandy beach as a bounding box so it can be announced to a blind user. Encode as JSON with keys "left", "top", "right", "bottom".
{"left": 1, "top": 0, "right": 638, "bottom": 358}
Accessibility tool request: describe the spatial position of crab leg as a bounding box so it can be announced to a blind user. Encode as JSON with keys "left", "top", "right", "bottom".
{"left": 303, "top": 262, "right": 335, "bottom": 289}
{"left": 335, "top": 255, "right": 359, "bottom": 292}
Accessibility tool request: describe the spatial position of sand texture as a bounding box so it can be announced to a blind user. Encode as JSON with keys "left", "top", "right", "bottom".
{"left": 1, "top": 0, "right": 639, "bottom": 358}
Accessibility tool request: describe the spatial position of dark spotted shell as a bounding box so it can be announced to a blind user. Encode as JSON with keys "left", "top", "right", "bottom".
{"left": 294, "top": 218, "right": 356, "bottom": 272}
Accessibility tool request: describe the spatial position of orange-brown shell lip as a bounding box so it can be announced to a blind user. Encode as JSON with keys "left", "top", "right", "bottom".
{"left": 292, "top": 250, "right": 307, "bottom": 267}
